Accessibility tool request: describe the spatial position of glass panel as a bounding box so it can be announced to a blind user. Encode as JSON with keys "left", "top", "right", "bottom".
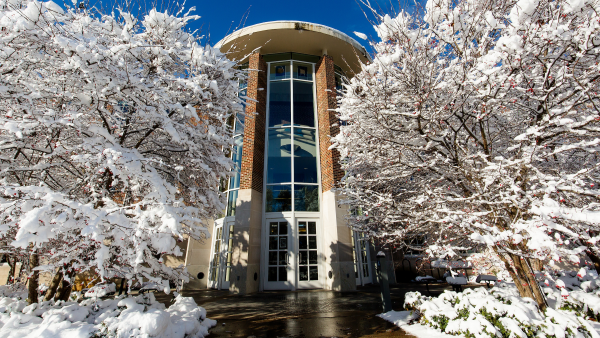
{"left": 309, "top": 251, "right": 317, "bottom": 265}
{"left": 279, "top": 222, "right": 288, "bottom": 235}
{"left": 226, "top": 189, "right": 238, "bottom": 216}
{"left": 269, "top": 252, "right": 277, "bottom": 265}
{"left": 294, "top": 185, "right": 319, "bottom": 212}
{"left": 279, "top": 251, "right": 287, "bottom": 265}
{"left": 235, "top": 112, "right": 245, "bottom": 135}
{"left": 299, "top": 237, "right": 307, "bottom": 250}
{"left": 309, "top": 236, "right": 317, "bottom": 249}
{"left": 270, "top": 62, "right": 290, "bottom": 80}
{"left": 299, "top": 251, "right": 308, "bottom": 265}
{"left": 278, "top": 267, "right": 288, "bottom": 281}
{"left": 293, "top": 62, "right": 313, "bottom": 81}
{"left": 266, "top": 185, "right": 292, "bottom": 212}
{"left": 268, "top": 267, "right": 277, "bottom": 281}
{"left": 363, "top": 264, "right": 369, "bottom": 277}
{"left": 293, "top": 129, "right": 318, "bottom": 183}
{"left": 298, "top": 222, "right": 307, "bottom": 234}
{"left": 268, "top": 82, "right": 291, "bottom": 127}
{"left": 225, "top": 267, "right": 231, "bottom": 281}
{"left": 293, "top": 81, "right": 315, "bottom": 128}
{"left": 309, "top": 266, "right": 318, "bottom": 280}
{"left": 229, "top": 136, "right": 243, "bottom": 189}
{"left": 270, "top": 223, "right": 278, "bottom": 235}
{"left": 267, "top": 128, "right": 292, "bottom": 183}
{"left": 279, "top": 237, "right": 288, "bottom": 249}
{"left": 299, "top": 266, "right": 308, "bottom": 281}
{"left": 269, "top": 237, "right": 278, "bottom": 250}
{"left": 308, "top": 222, "right": 316, "bottom": 234}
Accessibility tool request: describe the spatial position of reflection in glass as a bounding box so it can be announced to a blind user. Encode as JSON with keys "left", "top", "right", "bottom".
{"left": 269, "top": 81, "right": 291, "bottom": 127}
{"left": 293, "top": 129, "right": 318, "bottom": 183}
{"left": 235, "top": 112, "right": 245, "bottom": 135}
{"left": 269, "top": 252, "right": 277, "bottom": 265}
{"left": 294, "top": 185, "right": 319, "bottom": 212}
{"left": 309, "top": 251, "right": 317, "bottom": 264}
{"left": 299, "top": 266, "right": 308, "bottom": 281}
{"left": 279, "top": 237, "right": 288, "bottom": 249}
{"left": 269, "top": 237, "right": 277, "bottom": 250}
{"left": 266, "top": 185, "right": 292, "bottom": 212}
{"left": 270, "top": 222, "right": 278, "bottom": 235}
{"left": 279, "top": 222, "right": 288, "bottom": 234}
{"left": 299, "top": 237, "right": 307, "bottom": 250}
{"left": 299, "top": 251, "right": 307, "bottom": 264}
{"left": 268, "top": 267, "right": 277, "bottom": 281}
{"left": 293, "top": 81, "right": 315, "bottom": 127}
{"left": 308, "top": 222, "right": 316, "bottom": 234}
{"left": 278, "top": 267, "right": 287, "bottom": 281}
{"left": 309, "top": 236, "right": 317, "bottom": 249}
{"left": 226, "top": 190, "right": 238, "bottom": 217}
{"left": 298, "top": 222, "right": 307, "bottom": 234}
{"left": 267, "top": 129, "right": 292, "bottom": 184}
{"left": 270, "top": 62, "right": 290, "bottom": 80}
{"left": 309, "top": 266, "right": 318, "bottom": 280}
{"left": 293, "top": 63, "right": 313, "bottom": 81}
{"left": 279, "top": 251, "right": 287, "bottom": 265}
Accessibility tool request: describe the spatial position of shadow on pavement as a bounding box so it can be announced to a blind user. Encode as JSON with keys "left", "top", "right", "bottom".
{"left": 154, "top": 282, "right": 474, "bottom": 337}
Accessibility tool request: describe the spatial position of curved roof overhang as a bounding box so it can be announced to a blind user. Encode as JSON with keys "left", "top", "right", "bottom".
{"left": 215, "top": 21, "right": 371, "bottom": 76}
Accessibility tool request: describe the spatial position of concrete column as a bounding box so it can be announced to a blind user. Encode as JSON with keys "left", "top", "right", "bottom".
{"left": 229, "top": 52, "right": 267, "bottom": 295}
{"left": 316, "top": 55, "right": 356, "bottom": 292}
{"left": 183, "top": 220, "right": 214, "bottom": 290}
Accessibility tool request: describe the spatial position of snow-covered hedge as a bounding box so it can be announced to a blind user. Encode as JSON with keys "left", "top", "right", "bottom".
{"left": 0, "top": 285, "right": 215, "bottom": 338}
{"left": 396, "top": 270, "right": 600, "bottom": 338}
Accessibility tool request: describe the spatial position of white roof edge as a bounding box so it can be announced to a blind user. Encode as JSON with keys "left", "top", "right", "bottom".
{"left": 215, "top": 20, "right": 372, "bottom": 62}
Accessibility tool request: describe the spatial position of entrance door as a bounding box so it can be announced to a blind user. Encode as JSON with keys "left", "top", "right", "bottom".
{"left": 265, "top": 219, "right": 293, "bottom": 290}
{"left": 352, "top": 230, "right": 372, "bottom": 285}
{"left": 208, "top": 219, "right": 234, "bottom": 290}
{"left": 297, "top": 219, "right": 320, "bottom": 289}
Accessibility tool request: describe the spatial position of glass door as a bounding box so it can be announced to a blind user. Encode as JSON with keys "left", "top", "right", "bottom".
{"left": 297, "top": 219, "right": 320, "bottom": 289}
{"left": 264, "top": 219, "right": 293, "bottom": 290}
{"left": 208, "top": 221, "right": 223, "bottom": 289}
{"left": 209, "top": 219, "right": 234, "bottom": 290}
{"left": 352, "top": 230, "right": 372, "bottom": 285}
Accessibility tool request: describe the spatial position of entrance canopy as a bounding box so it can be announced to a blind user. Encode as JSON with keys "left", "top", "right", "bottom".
{"left": 215, "top": 21, "right": 371, "bottom": 75}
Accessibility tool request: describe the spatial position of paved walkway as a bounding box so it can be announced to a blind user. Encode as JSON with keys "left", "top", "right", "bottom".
{"left": 156, "top": 282, "right": 471, "bottom": 338}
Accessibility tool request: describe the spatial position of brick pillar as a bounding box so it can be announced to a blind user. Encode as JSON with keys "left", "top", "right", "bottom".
{"left": 240, "top": 52, "right": 267, "bottom": 192}
{"left": 316, "top": 55, "right": 356, "bottom": 291}
{"left": 316, "top": 55, "right": 343, "bottom": 192}
{"left": 230, "top": 52, "right": 267, "bottom": 295}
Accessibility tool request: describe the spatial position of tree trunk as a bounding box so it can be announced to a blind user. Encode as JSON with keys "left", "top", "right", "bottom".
{"left": 494, "top": 248, "right": 547, "bottom": 311}
{"left": 27, "top": 251, "right": 39, "bottom": 305}
{"left": 586, "top": 246, "right": 600, "bottom": 275}
{"left": 44, "top": 268, "right": 64, "bottom": 301}
{"left": 6, "top": 255, "right": 15, "bottom": 284}
{"left": 55, "top": 267, "right": 75, "bottom": 302}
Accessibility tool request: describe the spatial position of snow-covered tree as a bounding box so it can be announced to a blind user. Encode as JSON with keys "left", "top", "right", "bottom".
{"left": 336, "top": 0, "right": 600, "bottom": 310}
{"left": 0, "top": 0, "right": 242, "bottom": 302}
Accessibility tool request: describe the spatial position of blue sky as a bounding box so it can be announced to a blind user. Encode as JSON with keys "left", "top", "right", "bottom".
{"left": 178, "top": 0, "right": 419, "bottom": 48}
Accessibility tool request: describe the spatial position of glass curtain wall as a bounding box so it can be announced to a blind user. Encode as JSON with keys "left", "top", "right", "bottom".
{"left": 266, "top": 61, "right": 319, "bottom": 212}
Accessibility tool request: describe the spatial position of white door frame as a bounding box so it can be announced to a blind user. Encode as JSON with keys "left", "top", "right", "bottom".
{"left": 262, "top": 216, "right": 294, "bottom": 290}
{"left": 208, "top": 217, "right": 235, "bottom": 290}
{"left": 295, "top": 217, "right": 322, "bottom": 289}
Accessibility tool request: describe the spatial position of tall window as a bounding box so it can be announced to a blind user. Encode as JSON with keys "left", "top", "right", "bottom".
{"left": 220, "top": 78, "right": 246, "bottom": 217}
{"left": 265, "top": 61, "right": 319, "bottom": 212}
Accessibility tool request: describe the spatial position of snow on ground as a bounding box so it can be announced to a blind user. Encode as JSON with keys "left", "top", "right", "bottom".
{"left": 381, "top": 269, "right": 600, "bottom": 338}
{"left": 0, "top": 285, "right": 216, "bottom": 338}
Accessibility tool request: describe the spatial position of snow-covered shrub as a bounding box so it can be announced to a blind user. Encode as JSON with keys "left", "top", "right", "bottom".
{"left": 0, "top": 292, "right": 216, "bottom": 337}
{"left": 404, "top": 286, "right": 597, "bottom": 338}
{"left": 84, "top": 283, "right": 116, "bottom": 299}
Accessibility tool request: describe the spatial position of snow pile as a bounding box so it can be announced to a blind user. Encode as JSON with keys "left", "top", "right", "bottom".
{"left": 387, "top": 276, "right": 600, "bottom": 338}
{"left": 0, "top": 292, "right": 216, "bottom": 338}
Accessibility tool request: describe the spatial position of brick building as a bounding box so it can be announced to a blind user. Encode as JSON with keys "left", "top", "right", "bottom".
{"left": 184, "top": 21, "right": 393, "bottom": 294}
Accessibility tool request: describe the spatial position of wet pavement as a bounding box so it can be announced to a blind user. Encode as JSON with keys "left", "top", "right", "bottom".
{"left": 155, "top": 282, "right": 472, "bottom": 338}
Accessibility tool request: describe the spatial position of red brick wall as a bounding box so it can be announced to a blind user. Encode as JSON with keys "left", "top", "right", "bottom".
{"left": 316, "top": 55, "right": 343, "bottom": 192}
{"left": 240, "top": 53, "right": 267, "bottom": 192}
